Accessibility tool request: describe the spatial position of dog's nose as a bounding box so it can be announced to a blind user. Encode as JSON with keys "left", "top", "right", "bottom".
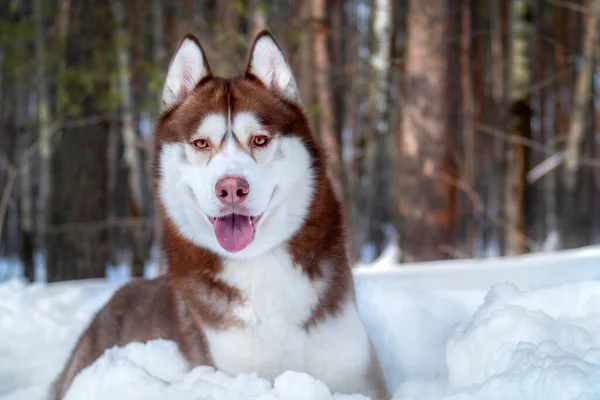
{"left": 215, "top": 176, "right": 249, "bottom": 205}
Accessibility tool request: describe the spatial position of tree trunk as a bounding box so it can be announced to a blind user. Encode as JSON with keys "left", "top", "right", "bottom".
{"left": 20, "top": 152, "right": 34, "bottom": 281}
{"left": 553, "top": 2, "right": 571, "bottom": 248}
{"left": 398, "top": 0, "right": 460, "bottom": 262}
{"left": 505, "top": 0, "right": 533, "bottom": 255}
{"left": 564, "top": 0, "right": 600, "bottom": 188}
{"left": 487, "top": 0, "right": 509, "bottom": 255}
{"left": 112, "top": 0, "right": 145, "bottom": 277}
{"left": 460, "top": 0, "right": 475, "bottom": 256}
{"left": 541, "top": 0, "right": 558, "bottom": 247}
{"left": 12, "top": 66, "right": 35, "bottom": 281}
{"left": 365, "top": 0, "right": 394, "bottom": 256}
{"left": 311, "top": 0, "right": 344, "bottom": 195}
{"left": 33, "top": 0, "right": 53, "bottom": 278}
{"left": 46, "top": 0, "right": 110, "bottom": 282}
{"left": 56, "top": 0, "right": 71, "bottom": 116}
{"left": 345, "top": 1, "right": 363, "bottom": 261}
{"left": 471, "top": 0, "right": 485, "bottom": 256}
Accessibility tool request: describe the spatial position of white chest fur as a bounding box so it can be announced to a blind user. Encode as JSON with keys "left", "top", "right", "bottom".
{"left": 202, "top": 246, "right": 372, "bottom": 396}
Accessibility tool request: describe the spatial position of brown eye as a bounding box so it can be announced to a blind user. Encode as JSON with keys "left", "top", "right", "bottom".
{"left": 251, "top": 135, "right": 269, "bottom": 148}
{"left": 192, "top": 139, "right": 210, "bottom": 150}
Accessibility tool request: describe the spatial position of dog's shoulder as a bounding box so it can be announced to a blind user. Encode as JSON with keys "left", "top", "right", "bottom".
{"left": 51, "top": 277, "right": 182, "bottom": 399}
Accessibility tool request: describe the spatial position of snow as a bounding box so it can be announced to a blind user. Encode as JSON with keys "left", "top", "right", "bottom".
{"left": 1, "top": 246, "right": 600, "bottom": 400}
{"left": 64, "top": 340, "right": 368, "bottom": 400}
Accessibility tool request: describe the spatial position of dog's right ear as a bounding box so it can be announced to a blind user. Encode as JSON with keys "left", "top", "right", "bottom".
{"left": 161, "top": 34, "right": 211, "bottom": 112}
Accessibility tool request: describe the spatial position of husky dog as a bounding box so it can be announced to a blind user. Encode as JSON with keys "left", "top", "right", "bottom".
{"left": 52, "top": 31, "right": 388, "bottom": 400}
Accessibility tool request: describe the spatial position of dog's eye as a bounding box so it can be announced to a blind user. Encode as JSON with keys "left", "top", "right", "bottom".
{"left": 192, "top": 139, "right": 211, "bottom": 150}
{"left": 251, "top": 135, "right": 269, "bottom": 148}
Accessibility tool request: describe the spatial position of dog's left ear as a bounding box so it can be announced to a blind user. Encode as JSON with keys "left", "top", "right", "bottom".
{"left": 246, "top": 31, "right": 300, "bottom": 104}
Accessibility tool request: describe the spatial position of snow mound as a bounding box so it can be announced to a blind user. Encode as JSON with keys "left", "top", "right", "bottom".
{"left": 0, "top": 279, "right": 121, "bottom": 397}
{"left": 62, "top": 280, "right": 600, "bottom": 400}
{"left": 65, "top": 339, "right": 368, "bottom": 400}
{"left": 443, "top": 281, "right": 600, "bottom": 400}
{"left": 2, "top": 246, "right": 600, "bottom": 400}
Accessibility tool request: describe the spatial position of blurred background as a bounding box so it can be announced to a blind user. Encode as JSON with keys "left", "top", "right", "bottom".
{"left": 0, "top": 0, "right": 599, "bottom": 282}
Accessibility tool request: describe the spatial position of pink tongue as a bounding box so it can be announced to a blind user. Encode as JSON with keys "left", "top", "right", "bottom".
{"left": 213, "top": 214, "right": 254, "bottom": 253}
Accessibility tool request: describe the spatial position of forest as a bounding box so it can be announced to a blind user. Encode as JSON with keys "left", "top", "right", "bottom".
{"left": 0, "top": 0, "right": 599, "bottom": 281}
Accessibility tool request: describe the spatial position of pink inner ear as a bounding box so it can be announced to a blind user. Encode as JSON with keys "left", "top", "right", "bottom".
{"left": 267, "top": 58, "right": 281, "bottom": 94}
{"left": 178, "top": 55, "right": 194, "bottom": 97}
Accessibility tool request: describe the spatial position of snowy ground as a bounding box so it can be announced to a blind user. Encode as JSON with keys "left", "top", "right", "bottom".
{"left": 1, "top": 246, "right": 600, "bottom": 400}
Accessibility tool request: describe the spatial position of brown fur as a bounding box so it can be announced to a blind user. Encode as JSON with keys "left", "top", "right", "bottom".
{"left": 52, "top": 31, "right": 388, "bottom": 399}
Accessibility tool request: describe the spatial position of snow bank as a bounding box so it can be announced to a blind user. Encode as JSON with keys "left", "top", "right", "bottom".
{"left": 1, "top": 246, "right": 600, "bottom": 400}
{"left": 0, "top": 279, "right": 121, "bottom": 399}
{"left": 443, "top": 281, "right": 600, "bottom": 400}
{"left": 64, "top": 340, "right": 368, "bottom": 400}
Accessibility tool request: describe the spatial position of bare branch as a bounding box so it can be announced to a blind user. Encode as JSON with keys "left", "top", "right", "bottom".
{"left": 544, "top": 0, "right": 591, "bottom": 14}
{"left": 527, "top": 151, "right": 567, "bottom": 183}
{"left": 476, "top": 122, "right": 600, "bottom": 168}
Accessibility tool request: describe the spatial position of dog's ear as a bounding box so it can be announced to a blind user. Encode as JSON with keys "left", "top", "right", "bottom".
{"left": 161, "top": 34, "right": 211, "bottom": 111}
{"left": 246, "top": 31, "right": 300, "bottom": 104}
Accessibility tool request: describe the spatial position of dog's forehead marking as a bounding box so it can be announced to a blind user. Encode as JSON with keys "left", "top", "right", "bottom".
{"left": 232, "top": 112, "right": 263, "bottom": 143}
{"left": 194, "top": 113, "right": 227, "bottom": 143}
{"left": 193, "top": 108, "right": 263, "bottom": 150}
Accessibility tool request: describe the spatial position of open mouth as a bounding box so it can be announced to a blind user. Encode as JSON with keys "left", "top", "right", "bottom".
{"left": 208, "top": 214, "right": 262, "bottom": 253}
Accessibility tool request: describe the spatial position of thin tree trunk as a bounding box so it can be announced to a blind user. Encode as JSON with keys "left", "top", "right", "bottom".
{"left": 564, "top": 0, "right": 600, "bottom": 188}
{"left": 107, "top": 77, "right": 119, "bottom": 269}
{"left": 461, "top": 0, "right": 475, "bottom": 256}
{"left": 366, "top": 0, "right": 394, "bottom": 255}
{"left": 398, "top": 0, "right": 459, "bottom": 262}
{"left": 540, "top": 0, "right": 558, "bottom": 246}
{"left": 56, "top": 0, "right": 71, "bottom": 116}
{"left": 345, "top": 0, "right": 363, "bottom": 261}
{"left": 553, "top": 2, "right": 570, "bottom": 248}
{"left": 544, "top": 33, "right": 558, "bottom": 246}
{"left": 311, "top": 0, "right": 344, "bottom": 195}
{"left": 596, "top": 42, "right": 600, "bottom": 190}
{"left": 505, "top": 0, "right": 533, "bottom": 255}
{"left": 471, "top": 0, "right": 485, "bottom": 256}
{"left": 112, "top": 0, "right": 145, "bottom": 277}
{"left": 153, "top": 0, "right": 165, "bottom": 79}
{"left": 0, "top": 167, "right": 16, "bottom": 251}
{"left": 488, "top": 0, "right": 509, "bottom": 255}
{"left": 19, "top": 153, "right": 34, "bottom": 281}
{"left": 10, "top": 35, "right": 35, "bottom": 281}
{"left": 297, "top": 0, "right": 315, "bottom": 110}
{"left": 34, "top": 0, "right": 52, "bottom": 276}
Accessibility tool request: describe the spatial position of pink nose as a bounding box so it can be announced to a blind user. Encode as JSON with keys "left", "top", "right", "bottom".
{"left": 215, "top": 176, "right": 249, "bottom": 205}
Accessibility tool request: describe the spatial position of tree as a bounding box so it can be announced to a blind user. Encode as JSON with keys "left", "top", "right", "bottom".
{"left": 564, "top": 0, "right": 600, "bottom": 187}
{"left": 504, "top": 0, "right": 533, "bottom": 255}
{"left": 398, "top": 0, "right": 460, "bottom": 261}
{"left": 111, "top": 0, "right": 146, "bottom": 277}
{"left": 33, "top": 0, "right": 53, "bottom": 273}
{"left": 460, "top": 0, "right": 475, "bottom": 255}
{"left": 365, "top": 0, "right": 394, "bottom": 255}
{"left": 46, "top": 1, "right": 112, "bottom": 282}
{"left": 311, "top": 0, "right": 344, "bottom": 194}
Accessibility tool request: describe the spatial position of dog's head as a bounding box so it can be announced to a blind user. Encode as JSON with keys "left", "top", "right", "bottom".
{"left": 155, "top": 32, "right": 319, "bottom": 259}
